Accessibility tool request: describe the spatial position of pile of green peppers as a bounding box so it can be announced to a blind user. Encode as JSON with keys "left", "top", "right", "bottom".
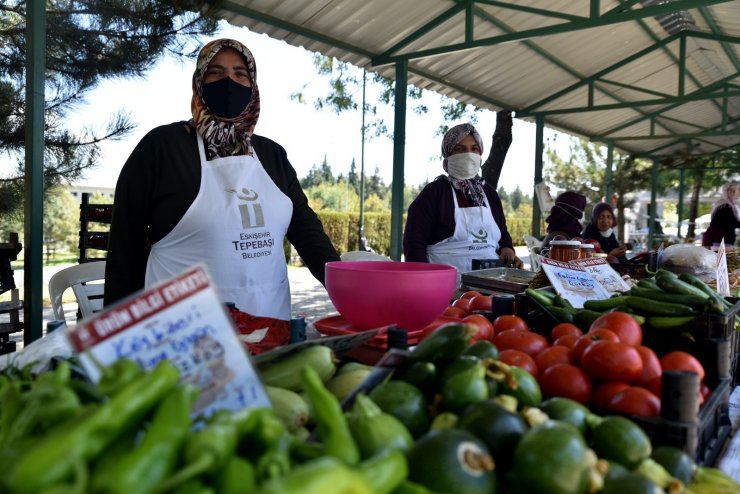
{"left": 0, "top": 357, "right": 409, "bottom": 494}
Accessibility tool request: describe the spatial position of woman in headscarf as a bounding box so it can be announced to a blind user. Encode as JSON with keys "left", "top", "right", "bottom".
{"left": 105, "top": 38, "right": 340, "bottom": 348}
{"left": 702, "top": 182, "right": 740, "bottom": 248}
{"left": 541, "top": 191, "right": 587, "bottom": 249}
{"left": 403, "top": 123, "right": 522, "bottom": 277}
{"left": 581, "top": 202, "right": 628, "bottom": 258}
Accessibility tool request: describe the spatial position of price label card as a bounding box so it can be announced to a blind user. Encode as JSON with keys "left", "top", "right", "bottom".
{"left": 570, "top": 257, "right": 631, "bottom": 295}
{"left": 540, "top": 257, "right": 612, "bottom": 308}
{"left": 716, "top": 240, "right": 730, "bottom": 297}
{"left": 67, "top": 265, "right": 270, "bottom": 417}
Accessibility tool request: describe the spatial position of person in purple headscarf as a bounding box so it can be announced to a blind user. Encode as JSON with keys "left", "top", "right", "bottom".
{"left": 403, "top": 123, "right": 522, "bottom": 277}
{"left": 702, "top": 182, "right": 740, "bottom": 248}
{"left": 541, "top": 191, "right": 587, "bottom": 249}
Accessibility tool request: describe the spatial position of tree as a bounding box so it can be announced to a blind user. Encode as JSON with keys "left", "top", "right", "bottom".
{"left": 42, "top": 186, "right": 79, "bottom": 261}
{"left": 0, "top": 0, "right": 220, "bottom": 215}
{"left": 510, "top": 186, "right": 524, "bottom": 211}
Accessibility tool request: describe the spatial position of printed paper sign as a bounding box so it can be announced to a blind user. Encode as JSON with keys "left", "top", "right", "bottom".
{"left": 716, "top": 240, "right": 730, "bottom": 297}
{"left": 540, "top": 257, "right": 612, "bottom": 308}
{"left": 67, "top": 265, "right": 270, "bottom": 417}
{"left": 570, "top": 257, "right": 631, "bottom": 295}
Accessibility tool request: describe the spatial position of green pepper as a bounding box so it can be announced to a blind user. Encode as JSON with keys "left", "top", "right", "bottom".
{"left": 357, "top": 449, "right": 408, "bottom": 494}
{"left": 259, "top": 456, "right": 373, "bottom": 494}
{"left": 214, "top": 456, "right": 256, "bottom": 494}
{"left": 95, "top": 384, "right": 198, "bottom": 494}
{"left": 170, "top": 479, "right": 215, "bottom": 494}
{"left": 348, "top": 393, "right": 414, "bottom": 459}
{"left": 95, "top": 358, "right": 145, "bottom": 397}
{"left": 158, "top": 409, "right": 241, "bottom": 492}
{"left": 4, "top": 359, "right": 180, "bottom": 494}
{"left": 302, "top": 365, "right": 360, "bottom": 465}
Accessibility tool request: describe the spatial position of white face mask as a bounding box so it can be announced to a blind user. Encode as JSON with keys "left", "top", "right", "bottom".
{"left": 599, "top": 228, "right": 613, "bottom": 238}
{"left": 446, "top": 152, "right": 482, "bottom": 179}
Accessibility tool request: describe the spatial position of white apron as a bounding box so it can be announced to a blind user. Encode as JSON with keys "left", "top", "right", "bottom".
{"left": 145, "top": 134, "right": 293, "bottom": 321}
{"left": 427, "top": 184, "right": 502, "bottom": 277}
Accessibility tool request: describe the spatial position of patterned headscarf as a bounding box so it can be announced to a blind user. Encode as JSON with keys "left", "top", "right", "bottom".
{"left": 711, "top": 183, "right": 740, "bottom": 221}
{"left": 191, "top": 38, "right": 261, "bottom": 159}
{"left": 546, "top": 191, "right": 587, "bottom": 237}
{"left": 440, "top": 123, "right": 486, "bottom": 207}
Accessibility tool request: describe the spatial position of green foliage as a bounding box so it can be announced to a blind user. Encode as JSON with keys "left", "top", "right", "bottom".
{"left": 42, "top": 186, "right": 80, "bottom": 261}
{"left": 0, "top": 0, "right": 219, "bottom": 215}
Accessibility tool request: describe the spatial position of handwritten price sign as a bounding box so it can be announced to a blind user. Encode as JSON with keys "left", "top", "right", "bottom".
{"left": 68, "top": 265, "right": 270, "bottom": 417}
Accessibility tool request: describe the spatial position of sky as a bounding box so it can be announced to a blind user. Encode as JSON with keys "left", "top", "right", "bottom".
{"left": 64, "top": 22, "right": 569, "bottom": 194}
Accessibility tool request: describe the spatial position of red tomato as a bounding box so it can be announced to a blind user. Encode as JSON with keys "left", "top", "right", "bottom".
{"left": 580, "top": 340, "right": 643, "bottom": 383}
{"left": 553, "top": 334, "right": 579, "bottom": 350}
{"left": 700, "top": 382, "right": 711, "bottom": 405}
{"left": 659, "top": 351, "right": 705, "bottom": 382}
{"left": 534, "top": 345, "right": 574, "bottom": 372}
{"left": 572, "top": 328, "right": 620, "bottom": 363}
{"left": 493, "top": 329, "right": 549, "bottom": 357}
{"left": 468, "top": 294, "right": 494, "bottom": 312}
{"left": 550, "top": 323, "right": 583, "bottom": 342}
{"left": 499, "top": 349, "right": 538, "bottom": 379}
{"left": 451, "top": 297, "right": 472, "bottom": 314}
{"left": 442, "top": 306, "right": 467, "bottom": 319}
{"left": 492, "top": 315, "right": 529, "bottom": 333}
{"left": 539, "top": 364, "right": 593, "bottom": 405}
{"left": 591, "top": 381, "right": 630, "bottom": 411}
{"left": 633, "top": 345, "right": 662, "bottom": 391}
{"left": 589, "top": 311, "right": 643, "bottom": 347}
{"left": 460, "top": 290, "right": 483, "bottom": 300}
{"left": 608, "top": 386, "right": 661, "bottom": 417}
{"left": 462, "top": 314, "right": 495, "bottom": 343}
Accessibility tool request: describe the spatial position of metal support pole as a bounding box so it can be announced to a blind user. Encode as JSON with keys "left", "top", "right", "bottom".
{"left": 677, "top": 168, "right": 685, "bottom": 238}
{"left": 648, "top": 159, "right": 659, "bottom": 251}
{"left": 532, "top": 114, "right": 544, "bottom": 238}
{"left": 390, "top": 60, "right": 408, "bottom": 260}
{"left": 605, "top": 141, "right": 614, "bottom": 202}
{"left": 24, "top": 1, "right": 45, "bottom": 344}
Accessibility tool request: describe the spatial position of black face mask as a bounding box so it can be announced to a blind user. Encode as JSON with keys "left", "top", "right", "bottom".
{"left": 202, "top": 77, "right": 252, "bottom": 118}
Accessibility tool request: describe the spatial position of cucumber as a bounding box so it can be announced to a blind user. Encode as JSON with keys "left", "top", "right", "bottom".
{"left": 547, "top": 306, "right": 575, "bottom": 323}
{"left": 624, "top": 296, "right": 696, "bottom": 316}
{"left": 526, "top": 288, "right": 555, "bottom": 307}
{"left": 583, "top": 296, "right": 630, "bottom": 312}
{"left": 628, "top": 286, "right": 707, "bottom": 307}
{"left": 678, "top": 272, "right": 733, "bottom": 313}
{"left": 575, "top": 309, "right": 604, "bottom": 326}
{"left": 259, "top": 345, "right": 338, "bottom": 391}
{"left": 655, "top": 274, "right": 710, "bottom": 300}
{"left": 646, "top": 315, "right": 699, "bottom": 330}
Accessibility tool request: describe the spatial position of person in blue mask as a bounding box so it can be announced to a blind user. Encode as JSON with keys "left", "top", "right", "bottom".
{"left": 403, "top": 123, "right": 522, "bottom": 276}
{"left": 105, "top": 38, "right": 339, "bottom": 349}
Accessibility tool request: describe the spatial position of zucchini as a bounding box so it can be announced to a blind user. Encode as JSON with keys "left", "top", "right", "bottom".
{"left": 546, "top": 306, "right": 575, "bottom": 323}
{"left": 646, "top": 315, "right": 698, "bottom": 330}
{"left": 409, "top": 323, "right": 477, "bottom": 363}
{"left": 678, "top": 272, "right": 733, "bottom": 313}
{"left": 526, "top": 288, "right": 556, "bottom": 307}
{"left": 259, "top": 345, "right": 338, "bottom": 391}
{"left": 265, "top": 385, "right": 311, "bottom": 432}
{"left": 589, "top": 415, "right": 652, "bottom": 470}
{"left": 624, "top": 296, "right": 696, "bottom": 316}
{"left": 575, "top": 309, "right": 604, "bottom": 326}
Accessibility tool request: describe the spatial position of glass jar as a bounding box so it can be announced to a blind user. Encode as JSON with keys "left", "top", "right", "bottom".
{"left": 579, "top": 243, "right": 595, "bottom": 258}
{"left": 548, "top": 240, "right": 582, "bottom": 262}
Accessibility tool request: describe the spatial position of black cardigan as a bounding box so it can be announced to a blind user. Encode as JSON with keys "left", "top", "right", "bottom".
{"left": 104, "top": 121, "right": 340, "bottom": 305}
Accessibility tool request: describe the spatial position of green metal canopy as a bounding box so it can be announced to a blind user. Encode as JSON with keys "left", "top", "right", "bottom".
{"left": 215, "top": 0, "right": 740, "bottom": 256}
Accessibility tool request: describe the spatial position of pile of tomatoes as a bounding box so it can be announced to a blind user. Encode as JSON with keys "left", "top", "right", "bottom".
{"left": 443, "top": 291, "right": 709, "bottom": 418}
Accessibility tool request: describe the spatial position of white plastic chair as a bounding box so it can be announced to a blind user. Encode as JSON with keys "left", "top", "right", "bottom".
{"left": 340, "top": 250, "right": 392, "bottom": 261}
{"left": 48, "top": 261, "right": 106, "bottom": 322}
{"left": 523, "top": 235, "right": 543, "bottom": 272}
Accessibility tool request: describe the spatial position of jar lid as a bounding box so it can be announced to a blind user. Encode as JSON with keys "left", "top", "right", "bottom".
{"left": 580, "top": 243, "right": 595, "bottom": 249}
{"left": 550, "top": 240, "right": 581, "bottom": 246}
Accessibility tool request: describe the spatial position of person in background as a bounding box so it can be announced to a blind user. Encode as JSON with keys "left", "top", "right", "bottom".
{"left": 581, "top": 202, "right": 628, "bottom": 258}
{"left": 403, "top": 123, "right": 522, "bottom": 277}
{"left": 540, "top": 191, "right": 587, "bottom": 249}
{"left": 702, "top": 182, "right": 740, "bottom": 249}
{"left": 105, "top": 38, "right": 340, "bottom": 348}
{"left": 481, "top": 110, "right": 513, "bottom": 189}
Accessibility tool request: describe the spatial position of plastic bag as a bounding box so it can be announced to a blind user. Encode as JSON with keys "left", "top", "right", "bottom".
{"left": 657, "top": 244, "right": 717, "bottom": 279}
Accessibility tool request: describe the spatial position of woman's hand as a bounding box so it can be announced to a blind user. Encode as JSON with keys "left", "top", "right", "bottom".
{"left": 608, "top": 245, "right": 628, "bottom": 258}
{"left": 499, "top": 247, "right": 524, "bottom": 269}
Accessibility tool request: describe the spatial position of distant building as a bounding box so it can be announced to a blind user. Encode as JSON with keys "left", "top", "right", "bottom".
{"left": 68, "top": 183, "right": 114, "bottom": 203}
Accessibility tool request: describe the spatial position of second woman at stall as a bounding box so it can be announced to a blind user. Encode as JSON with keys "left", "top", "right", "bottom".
{"left": 403, "top": 123, "right": 522, "bottom": 277}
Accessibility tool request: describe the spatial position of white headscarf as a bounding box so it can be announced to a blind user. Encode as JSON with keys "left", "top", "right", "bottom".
{"left": 711, "top": 183, "right": 740, "bottom": 221}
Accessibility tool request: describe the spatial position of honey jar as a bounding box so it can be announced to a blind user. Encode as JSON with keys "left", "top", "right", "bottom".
{"left": 579, "top": 243, "right": 595, "bottom": 258}
{"left": 548, "top": 240, "right": 581, "bottom": 262}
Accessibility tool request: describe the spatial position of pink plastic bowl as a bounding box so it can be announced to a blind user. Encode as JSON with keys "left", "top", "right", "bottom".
{"left": 324, "top": 261, "right": 457, "bottom": 331}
